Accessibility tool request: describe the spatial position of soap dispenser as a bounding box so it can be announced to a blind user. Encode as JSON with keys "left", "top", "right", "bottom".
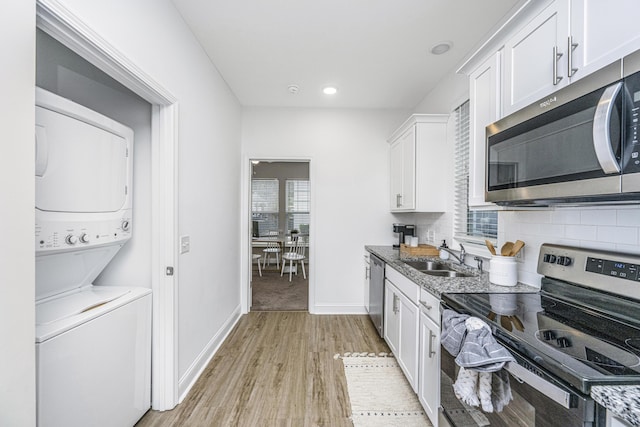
{"left": 439, "top": 240, "right": 449, "bottom": 260}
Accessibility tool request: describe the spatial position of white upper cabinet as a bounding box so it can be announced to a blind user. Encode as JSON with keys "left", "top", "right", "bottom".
{"left": 469, "top": 52, "right": 501, "bottom": 208}
{"left": 388, "top": 114, "right": 449, "bottom": 213}
{"left": 570, "top": 0, "right": 640, "bottom": 81}
{"left": 503, "top": 0, "right": 640, "bottom": 117}
{"left": 503, "top": 0, "right": 570, "bottom": 116}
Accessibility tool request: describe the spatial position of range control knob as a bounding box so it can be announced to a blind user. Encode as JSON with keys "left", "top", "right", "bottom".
{"left": 557, "top": 256, "right": 572, "bottom": 266}
{"left": 121, "top": 220, "right": 130, "bottom": 231}
{"left": 65, "top": 234, "right": 78, "bottom": 245}
{"left": 557, "top": 337, "right": 572, "bottom": 348}
{"left": 80, "top": 233, "right": 90, "bottom": 244}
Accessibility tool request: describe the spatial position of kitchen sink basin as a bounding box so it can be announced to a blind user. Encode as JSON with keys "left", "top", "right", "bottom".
{"left": 422, "top": 270, "right": 473, "bottom": 278}
{"left": 403, "top": 260, "right": 450, "bottom": 271}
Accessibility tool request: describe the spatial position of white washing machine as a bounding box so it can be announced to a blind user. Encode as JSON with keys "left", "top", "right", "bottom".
{"left": 35, "top": 88, "right": 151, "bottom": 427}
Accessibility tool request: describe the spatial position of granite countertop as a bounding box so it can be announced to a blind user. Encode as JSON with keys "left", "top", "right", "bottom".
{"left": 365, "top": 245, "right": 538, "bottom": 297}
{"left": 592, "top": 386, "right": 640, "bottom": 426}
{"left": 365, "top": 245, "right": 640, "bottom": 425}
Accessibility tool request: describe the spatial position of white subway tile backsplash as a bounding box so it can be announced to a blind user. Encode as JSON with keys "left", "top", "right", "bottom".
{"left": 550, "top": 208, "right": 581, "bottom": 224}
{"left": 580, "top": 209, "right": 617, "bottom": 226}
{"left": 596, "top": 226, "right": 638, "bottom": 245}
{"left": 617, "top": 208, "right": 640, "bottom": 227}
{"left": 565, "top": 224, "right": 597, "bottom": 241}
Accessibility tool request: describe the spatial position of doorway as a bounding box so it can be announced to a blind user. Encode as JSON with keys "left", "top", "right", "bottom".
{"left": 250, "top": 160, "right": 310, "bottom": 311}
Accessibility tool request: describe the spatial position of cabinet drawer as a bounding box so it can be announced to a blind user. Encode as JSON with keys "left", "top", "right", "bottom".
{"left": 419, "top": 288, "right": 440, "bottom": 325}
{"left": 385, "top": 266, "right": 419, "bottom": 304}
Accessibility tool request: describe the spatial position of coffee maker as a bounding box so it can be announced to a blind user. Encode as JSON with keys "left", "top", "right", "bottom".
{"left": 393, "top": 223, "right": 415, "bottom": 248}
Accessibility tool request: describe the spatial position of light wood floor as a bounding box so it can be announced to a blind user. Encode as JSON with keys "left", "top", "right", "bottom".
{"left": 136, "top": 312, "right": 389, "bottom": 427}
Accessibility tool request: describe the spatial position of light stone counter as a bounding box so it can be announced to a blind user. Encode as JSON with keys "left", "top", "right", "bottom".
{"left": 366, "top": 245, "right": 640, "bottom": 424}
{"left": 365, "top": 245, "right": 538, "bottom": 297}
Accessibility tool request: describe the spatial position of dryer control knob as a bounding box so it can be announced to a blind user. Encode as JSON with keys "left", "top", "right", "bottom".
{"left": 121, "top": 220, "right": 130, "bottom": 231}
{"left": 80, "top": 233, "right": 90, "bottom": 243}
{"left": 65, "top": 234, "right": 78, "bottom": 245}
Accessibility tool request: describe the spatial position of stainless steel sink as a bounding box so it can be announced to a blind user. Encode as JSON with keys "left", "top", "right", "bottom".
{"left": 422, "top": 270, "right": 473, "bottom": 278}
{"left": 403, "top": 260, "right": 450, "bottom": 271}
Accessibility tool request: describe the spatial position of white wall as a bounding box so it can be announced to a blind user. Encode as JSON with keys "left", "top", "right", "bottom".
{"left": 45, "top": 0, "right": 243, "bottom": 403}
{"left": 242, "top": 108, "right": 408, "bottom": 312}
{"left": 0, "top": 2, "right": 36, "bottom": 425}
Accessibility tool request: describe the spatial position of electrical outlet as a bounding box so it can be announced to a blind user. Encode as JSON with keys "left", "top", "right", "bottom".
{"left": 515, "top": 246, "right": 524, "bottom": 262}
{"left": 180, "top": 235, "right": 190, "bottom": 254}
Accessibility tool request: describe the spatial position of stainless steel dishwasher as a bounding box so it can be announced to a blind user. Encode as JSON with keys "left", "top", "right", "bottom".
{"left": 368, "top": 254, "right": 385, "bottom": 337}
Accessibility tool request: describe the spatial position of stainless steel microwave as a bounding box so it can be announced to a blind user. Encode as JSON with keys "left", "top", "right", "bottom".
{"left": 485, "top": 50, "right": 640, "bottom": 206}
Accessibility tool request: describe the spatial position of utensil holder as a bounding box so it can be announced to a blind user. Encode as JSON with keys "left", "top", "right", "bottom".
{"left": 490, "top": 256, "right": 518, "bottom": 287}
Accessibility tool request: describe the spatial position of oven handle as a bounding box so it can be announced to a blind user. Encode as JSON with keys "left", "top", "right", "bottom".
{"left": 504, "top": 361, "right": 572, "bottom": 409}
{"left": 592, "top": 81, "right": 622, "bottom": 174}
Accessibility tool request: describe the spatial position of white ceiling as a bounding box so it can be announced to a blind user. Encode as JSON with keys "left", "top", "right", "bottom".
{"left": 172, "top": 0, "right": 521, "bottom": 109}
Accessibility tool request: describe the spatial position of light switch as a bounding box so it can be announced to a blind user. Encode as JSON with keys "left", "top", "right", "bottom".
{"left": 180, "top": 235, "right": 190, "bottom": 254}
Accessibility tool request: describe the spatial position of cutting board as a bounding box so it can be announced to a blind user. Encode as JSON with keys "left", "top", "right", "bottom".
{"left": 400, "top": 244, "right": 439, "bottom": 257}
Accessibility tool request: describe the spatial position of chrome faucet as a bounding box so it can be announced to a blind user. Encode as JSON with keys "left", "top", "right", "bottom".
{"left": 439, "top": 243, "right": 466, "bottom": 265}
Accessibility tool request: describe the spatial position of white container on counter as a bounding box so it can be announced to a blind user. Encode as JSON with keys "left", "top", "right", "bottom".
{"left": 490, "top": 256, "right": 517, "bottom": 287}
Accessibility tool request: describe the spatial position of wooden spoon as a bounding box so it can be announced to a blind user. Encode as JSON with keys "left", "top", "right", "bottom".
{"left": 510, "top": 240, "right": 525, "bottom": 257}
{"left": 500, "top": 315, "right": 512, "bottom": 331}
{"left": 500, "top": 241, "right": 514, "bottom": 256}
{"left": 511, "top": 315, "right": 525, "bottom": 332}
{"left": 485, "top": 240, "right": 497, "bottom": 256}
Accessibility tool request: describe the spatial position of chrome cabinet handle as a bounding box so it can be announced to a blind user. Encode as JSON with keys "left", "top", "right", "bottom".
{"left": 419, "top": 300, "right": 433, "bottom": 310}
{"left": 593, "top": 82, "right": 623, "bottom": 174}
{"left": 567, "top": 36, "right": 579, "bottom": 78}
{"left": 428, "top": 329, "right": 436, "bottom": 358}
{"left": 396, "top": 193, "right": 402, "bottom": 208}
{"left": 553, "top": 46, "right": 564, "bottom": 85}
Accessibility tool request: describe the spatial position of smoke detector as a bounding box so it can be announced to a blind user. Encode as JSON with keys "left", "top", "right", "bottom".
{"left": 288, "top": 85, "right": 300, "bottom": 94}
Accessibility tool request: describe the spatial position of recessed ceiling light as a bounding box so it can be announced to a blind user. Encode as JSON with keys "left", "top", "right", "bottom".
{"left": 323, "top": 86, "right": 338, "bottom": 95}
{"left": 431, "top": 41, "right": 452, "bottom": 55}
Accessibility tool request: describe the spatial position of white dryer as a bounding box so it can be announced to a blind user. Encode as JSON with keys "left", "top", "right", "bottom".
{"left": 35, "top": 88, "right": 151, "bottom": 427}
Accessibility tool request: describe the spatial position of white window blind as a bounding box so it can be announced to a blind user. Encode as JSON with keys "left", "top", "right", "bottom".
{"left": 285, "top": 179, "right": 310, "bottom": 234}
{"left": 453, "top": 101, "right": 498, "bottom": 243}
{"left": 251, "top": 179, "right": 279, "bottom": 236}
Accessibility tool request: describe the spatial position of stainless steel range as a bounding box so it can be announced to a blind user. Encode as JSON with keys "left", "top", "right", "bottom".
{"left": 440, "top": 243, "right": 640, "bottom": 427}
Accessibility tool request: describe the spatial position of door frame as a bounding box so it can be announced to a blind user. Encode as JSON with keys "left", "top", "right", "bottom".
{"left": 241, "top": 157, "right": 315, "bottom": 313}
{"left": 36, "top": 0, "right": 180, "bottom": 410}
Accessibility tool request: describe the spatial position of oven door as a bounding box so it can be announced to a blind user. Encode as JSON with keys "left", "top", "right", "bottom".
{"left": 485, "top": 62, "right": 625, "bottom": 205}
{"left": 439, "top": 342, "right": 596, "bottom": 427}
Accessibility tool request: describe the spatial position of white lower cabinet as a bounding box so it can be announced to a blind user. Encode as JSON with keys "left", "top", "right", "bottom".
{"left": 384, "top": 266, "right": 441, "bottom": 425}
{"left": 419, "top": 310, "right": 440, "bottom": 426}
{"left": 418, "top": 288, "right": 441, "bottom": 427}
{"left": 384, "top": 267, "right": 420, "bottom": 392}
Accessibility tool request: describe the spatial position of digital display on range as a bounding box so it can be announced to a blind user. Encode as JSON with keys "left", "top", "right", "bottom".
{"left": 586, "top": 257, "right": 640, "bottom": 281}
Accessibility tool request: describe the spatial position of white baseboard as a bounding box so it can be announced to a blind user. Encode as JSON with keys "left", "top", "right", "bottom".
{"left": 311, "top": 304, "right": 368, "bottom": 315}
{"left": 177, "top": 305, "right": 242, "bottom": 402}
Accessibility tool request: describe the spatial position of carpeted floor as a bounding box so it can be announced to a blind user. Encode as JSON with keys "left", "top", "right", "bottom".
{"left": 251, "top": 261, "right": 308, "bottom": 311}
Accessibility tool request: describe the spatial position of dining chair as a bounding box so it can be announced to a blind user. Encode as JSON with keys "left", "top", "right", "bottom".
{"left": 262, "top": 231, "right": 281, "bottom": 269}
{"left": 281, "top": 235, "right": 306, "bottom": 282}
{"left": 252, "top": 254, "right": 262, "bottom": 277}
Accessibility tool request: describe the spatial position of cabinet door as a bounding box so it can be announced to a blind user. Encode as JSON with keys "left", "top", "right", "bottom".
{"left": 503, "top": 0, "right": 570, "bottom": 116}
{"left": 570, "top": 0, "right": 640, "bottom": 82}
{"left": 389, "top": 140, "right": 403, "bottom": 210}
{"left": 419, "top": 311, "right": 440, "bottom": 427}
{"left": 469, "top": 52, "right": 501, "bottom": 208}
{"left": 384, "top": 281, "right": 400, "bottom": 355}
{"left": 398, "top": 291, "right": 419, "bottom": 392}
{"left": 400, "top": 127, "right": 416, "bottom": 210}
{"left": 364, "top": 254, "right": 370, "bottom": 313}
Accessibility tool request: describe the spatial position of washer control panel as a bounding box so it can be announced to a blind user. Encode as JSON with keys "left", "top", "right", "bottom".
{"left": 36, "top": 216, "right": 132, "bottom": 252}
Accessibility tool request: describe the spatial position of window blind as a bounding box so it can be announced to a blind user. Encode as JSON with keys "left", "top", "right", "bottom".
{"left": 453, "top": 101, "right": 498, "bottom": 243}
{"left": 285, "top": 179, "right": 310, "bottom": 233}
{"left": 251, "top": 179, "right": 279, "bottom": 236}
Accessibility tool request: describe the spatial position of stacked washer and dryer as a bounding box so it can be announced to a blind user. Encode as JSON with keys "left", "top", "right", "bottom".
{"left": 35, "top": 88, "right": 152, "bottom": 427}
